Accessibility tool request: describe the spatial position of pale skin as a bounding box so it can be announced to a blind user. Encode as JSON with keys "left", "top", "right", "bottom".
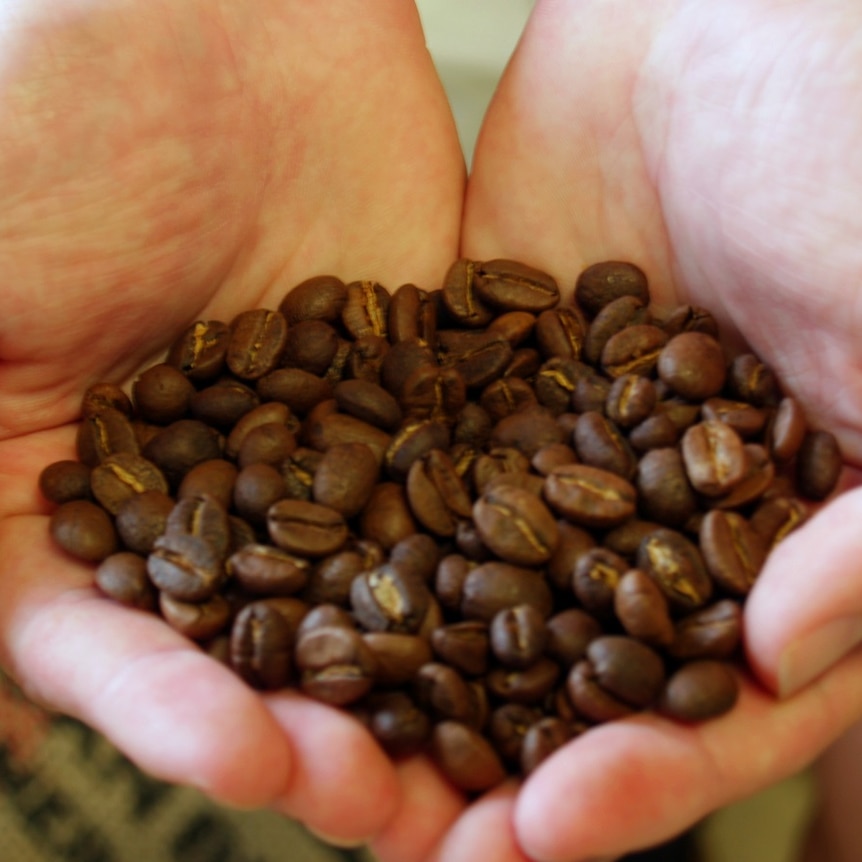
{"left": 2, "top": 1, "right": 862, "bottom": 861}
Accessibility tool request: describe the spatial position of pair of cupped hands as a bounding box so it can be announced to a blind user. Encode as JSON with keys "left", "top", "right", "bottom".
{"left": 2, "top": 1, "right": 862, "bottom": 860}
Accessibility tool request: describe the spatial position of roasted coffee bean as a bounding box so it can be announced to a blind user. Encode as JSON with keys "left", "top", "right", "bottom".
{"left": 441, "top": 259, "right": 495, "bottom": 328}
{"left": 520, "top": 717, "right": 572, "bottom": 775}
{"left": 430, "top": 721, "right": 506, "bottom": 793}
{"left": 267, "top": 499, "right": 348, "bottom": 557}
{"left": 601, "top": 324, "right": 668, "bottom": 379}
{"left": 628, "top": 412, "right": 679, "bottom": 453}
{"left": 543, "top": 463, "right": 637, "bottom": 528}
{"left": 226, "top": 309, "right": 288, "bottom": 380}
{"left": 490, "top": 405, "right": 568, "bottom": 459}
{"left": 142, "top": 419, "right": 222, "bottom": 487}
{"left": 256, "top": 368, "right": 333, "bottom": 415}
{"left": 505, "top": 346, "right": 543, "bottom": 379}
{"left": 475, "top": 258, "right": 560, "bottom": 312}
{"left": 166, "top": 320, "right": 230, "bottom": 383}
{"left": 237, "top": 420, "right": 296, "bottom": 472}
{"left": 575, "top": 261, "right": 650, "bottom": 317}
{"left": 583, "top": 294, "right": 650, "bottom": 365}
{"left": 39, "top": 460, "right": 92, "bottom": 505}
{"left": 177, "top": 460, "right": 238, "bottom": 510}
{"left": 637, "top": 528, "right": 712, "bottom": 611}
{"left": 488, "top": 310, "right": 537, "bottom": 347}
{"left": 438, "top": 329, "right": 513, "bottom": 389}
{"left": 76, "top": 407, "right": 140, "bottom": 466}
{"left": 351, "top": 563, "right": 431, "bottom": 634}
{"left": 81, "top": 382, "right": 133, "bottom": 419}
{"left": 545, "top": 521, "right": 596, "bottom": 591}
{"left": 567, "top": 659, "right": 635, "bottom": 723}
{"left": 490, "top": 604, "right": 548, "bottom": 669}
{"left": 233, "top": 463, "right": 287, "bottom": 524}
{"left": 750, "top": 495, "right": 807, "bottom": 549}
{"left": 702, "top": 398, "right": 768, "bottom": 440}
{"left": 163, "top": 494, "right": 231, "bottom": 562}
{"left": 534, "top": 307, "right": 585, "bottom": 359}
{"left": 681, "top": 420, "right": 747, "bottom": 497}
{"left": 388, "top": 283, "right": 437, "bottom": 346}
{"left": 635, "top": 447, "right": 698, "bottom": 529}
{"left": 479, "top": 377, "right": 537, "bottom": 422}
{"left": 95, "top": 552, "right": 156, "bottom": 610}
{"left": 342, "top": 280, "right": 390, "bottom": 339}
{"left": 89, "top": 453, "right": 169, "bottom": 515}
{"left": 296, "top": 603, "right": 355, "bottom": 638}
{"left": 585, "top": 635, "right": 665, "bottom": 708}
{"left": 50, "top": 499, "right": 119, "bottom": 562}
{"left": 472, "top": 446, "right": 530, "bottom": 495}
{"left": 362, "top": 633, "right": 433, "bottom": 687}
{"left": 358, "top": 482, "right": 418, "bottom": 550}
{"left": 434, "top": 555, "right": 472, "bottom": 612}
{"left": 227, "top": 544, "right": 310, "bottom": 596}
{"left": 545, "top": 608, "right": 602, "bottom": 666}
{"left": 312, "top": 442, "right": 380, "bottom": 518}
{"left": 573, "top": 411, "right": 637, "bottom": 479}
{"left": 602, "top": 519, "right": 663, "bottom": 561}
{"left": 385, "top": 419, "right": 450, "bottom": 482}
{"left": 333, "top": 379, "right": 402, "bottom": 431}
{"left": 728, "top": 353, "right": 780, "bottom": 406}
{"left": 534, "top": 357, "right": 588, "bottom": 415}
{"left": 657, "top": 332, "right": 727, "bottom": 400}
{"left": 132, "top": 364, "right": 194, "bottom": 425}
{"left": 669, "top": 600, "right": 743, "bottom": 660}
{"left": 230, "top": 601, "right": 292, "bottom": 690}
{"left": 295, "top": 625, "right": 377, "bottom": 706}
{"left": 148, "top": 531, "right": 226, "bottom": 602}
{"left": 225, "top": 402, "right": 293, "bottom": 460}
{"left": 485, "top": 657, "right": 560, "bottom": 705}
{"left": 159, "top": 592, "right": 231, "bottom": 641}
{"left": 279, "top": 274, "right": 347, "bottom": 325}
{"left": 473, "top": 483, "right": 558, "bottom": 566}
{"left": 305, "top": 411, "right": 391, "bottom": 464}
{"left": 430, "top": 621, "right": 490, "bottom": 677}
{"left": 699, "top": 510, "right": 767, "bottom": 596}
{"left": 388, "top": 533, "right": 440, "bottom": 584}
{"left": 657, "top": 660, "right": 739, "bottom": 722}
{"left": 614, "top": 568, "right": 674, "bottom": 647}
{"left": 189, "top": 379, "right": 260, "bottom": 430}
{"left": 531, "top": 443, "right": 578, "bottom": 477}
{"left": 365, "top": 691, "right": 432, "bottom": 758}
{"left": 114, "top": 489, "right": 175, "bottom": 555}
{"left": 796, "top": 430, "right": 842, "bottom": 500}
{"left": 488, "top": 703, "right": 541, "bottom": 764}
{"left": 281, "top": 319, "right": 340, "bottom": 376}
{"left": 379, "top": 339, "right": 435, "bottom": 397}
{"left": 658, "top": 304, "right": 719, "bottom": 339}
{"left": 605, "top": 374, "right": 656, "bottom": 429}
{"left": 406, "top": 449, "right": 472, "bottom": 537}
{"left": 461, "top": 562, "right": 554, "bottom": 622}
{"left": 414, "top": 662, "right": 477, "bottom": 724}
{"left": 572, "top": 547, "right": 628, "bottom": 617}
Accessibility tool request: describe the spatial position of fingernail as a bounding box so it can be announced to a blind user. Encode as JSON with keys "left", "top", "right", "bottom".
{"left": 305, "top": 825, "right": 368, "bottom": 849}
{"left": 778, "top": 617, "right": 862, "bottom": 697}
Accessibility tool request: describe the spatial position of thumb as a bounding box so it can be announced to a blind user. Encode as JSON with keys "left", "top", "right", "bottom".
{"left": 746, "top": 483, "right": 862, "bottom": 698}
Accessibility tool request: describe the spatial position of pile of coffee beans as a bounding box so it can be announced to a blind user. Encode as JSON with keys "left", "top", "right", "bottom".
{"left": 40, "top": 259, "right": 842, "bottom": 793}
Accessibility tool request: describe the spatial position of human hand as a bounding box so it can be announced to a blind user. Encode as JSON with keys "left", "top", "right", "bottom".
{"left": 368, "top": 2, "right": 862, "bottom": 859}
{"left": 0, "top": 0, "right": 464, "bottom": 841}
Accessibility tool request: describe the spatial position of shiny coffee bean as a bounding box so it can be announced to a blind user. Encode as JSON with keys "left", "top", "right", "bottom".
{"left": 637, "top": 528, "right": 713, "bottom": 611}
{"left": 614, "top": 568, "right": 674, "bottom": 647}
{"left": 295, "top": 625, "right": 377, "bottom": 706}
{"left": 699, "top": 510, "right": 767, "bottom": 596}
{"left": 475, "top": 258, "right": 560, "bottom": 312}
{"left": 669, "top": 600, "right": 743, "bottom": 661}
{"left": 430, "top": 721, "right": 506, "bottom": 793}
{"left": 230, "top": 601, "right": 292, "bottom": 690}
{"left": 461, "top": 562, "right": 554, "bottom": 622}
{"left": 681, "top": 420, "right": 747, "bottom": 497}
{"left": 279, "top": 274, "right": 347, "bottom": 325}
{"left": 95, "top": 552, "right": 156, "bottom": 610}
{"left": 490, "top": 604, "right": 548, "bottom": 669}
{"left": 50, "top": 499, "right": 119, "bottom": 562}
{"left": 796, "top": 430, "right": 842, "bottom": 501}
{"left": 575, "top": 261, "right": 649, "bottom": 317}
{"left": 267, "top": 499, "right": 348, "bottom": 557}
{"left": 227, "top": 309, "right": 288, "bottom": 380}
{"left": 543, "top": 463, "right": 637, "bottom": 528}
{"left": 351, "top": 563, "right": 431, "bottom": 634}
{"left": 39, "top": 460, "right": 92, "bottom": 505}
{"left": 657, "top": 660, "right": 739, "bottom": 722}
{"left": 657, "top": 332, "right": 727, "bottom": 400}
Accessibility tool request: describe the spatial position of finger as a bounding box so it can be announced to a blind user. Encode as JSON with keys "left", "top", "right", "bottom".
{"left": 265, "top": 692, "right": 400, "bottom": 846}
{"left": 746, "top": 482, "right": 862, "bottom": 697}
{"left": 0, "top": 515, "right": 292, "bottom": 808}
{"left": 426, "top": 781, "right": 532, "bottom": 862}
{"left": 367, "top": 756, "right": 465, "bottom": 862}
{"left": 515, "top": 655, "right": 862, "bottom": 862}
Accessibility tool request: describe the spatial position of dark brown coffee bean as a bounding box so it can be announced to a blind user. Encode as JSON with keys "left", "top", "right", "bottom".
{"left": 361, "top": 633, "right": 433, "bottom": 687}
{"left": 232, "top": 462, "right": 287, "bottom": 524}
{"left": 543, "top": 463, "right": 637, "bottom": 528}
{"left": 358, "top": 482, "right": 418, "bottom": 550}
{"left": 586, "top": 635, "right": 665, "bottom": 708}
{"left": 573, "top": 411, "right": 637, "bottom": 479}
{"left": 430, "top": 621, "right": 490, "bottom": 677}
{"left": 312, "top": 442, "right": 379, "bottom": 518}
{"left": 576, "top": 261, "right": 649, "bottom": 318}
{"left": 505, "top": 346, "right": 543, "bottom": 379}
{"left": 487, "top": 310, "right": 537, "bottom": 347}
{"left": 142, "top": 419, "right": 222, "bottom": 487}
{"left": 602, "top": 519, "right": 663, "bottom": 561}
{"left": 267, "top": 499, "right": 348, "bottom": 557}
{"left": 39, "top": 460, "right": 92, "bottom": 505}
{"left": 534, "top": 357, "right": 590, "bottom": 415}
{"left": 343, "top": 281, "right": 391, "bottom": 340}
{"left": 159, "top": 592, "right": 231, "bottom": 641}
{"left": 583, "top": 295, "right": 650, "bottom": 365}
{"left": 387, "top": 283, "right": 437, "bottom": 346}
{"left": 350, "top": 563, "right": 431, "bottom": 634}
{"left": 333, "top": 379, "right": 402, "bottom": 431}
{"left": 485, "top": 658, "right": 560, "bottom": 705}
{"left": 473, "top": 483, "right": 559, "bottom": 566}
{"left": 628, "top": 412, "right": 679, "bottom": 453}
{"left": 378, "top": 339, "right": 435, "bottom": 397}
{"left": 225, "top": 401, "right": 292, "bottom": 460}
{"left": 461, "top": 562, "right": 554, "bottom": 622}
{"left": 441, "top": 259, "right": 496, "bottom": 328}
{"left": 750, "top": 495, "right": 807, "bottom": 549}
{"left": 280, "top": 319, "right": 340, "bottom": 376}
{"left": 305, "top": 412, "right": 392, "bottom": 465}
{"left": 727, "top": 353, "right": 780, "bottom": 406}
{"left": 76, "top": 407, "right": 140, "bottom": 466}
{"left": 89, "top": 453, "right": 169, "bottom": 515}
{"left": 230, "top": 601, "right": 292, "bottom": 690}
{"left": 699, "top": 510, "right": 767, "bottom": 596}
{"left": 148, "top": 532, "right": 226, "bottom": 601}
{"left": 385, "top": 419, "right": 450, "bottom": 482}
{"left": 657, "top": 660, "right": 739, "bottom": 722}
{"left": 226, "top": 309, "right": 288, "bottom": 380}
{"left": 50, "top": 499, "right": 119, "bottom": 562}
{"left": 545, "top": 609, "right": 602, "bottom": 666}
{"left": 614, "top": 569, "right": 674, "bottom": 647}
{"left": 681, "top": 420, "right": 747, "bottom": 497}
{"left": 132, "top": 364, "right": 194, "bottom": 424}
{"left": 430, "top": 721, "right": 506, "bottom": 792}
{"left": 177, "top": 460, "right": 238, "bottom": 510}
{"left": 767, "top": 397, "right": 806, "bottom": 461}
{"left": 534, "top": 307, "right": 586, "bottom": 359}
{"left": 637, "top": 528, "right": 712, "bottom": 611}
{"left": 530, "top": 443, "right": 577, "bottom": 477}
{"left": 657, "top": 332, "right": 727, "bottom": 400}
{"left": 166, "top": 319, "right": 230, "bottom": 383}
{"left": 490, "top": 605, "right": 548, "bottom": 669}
{"left": 702, "top": 398, "right": 768, "bottom": 439}
{"left": 81, "top": 382, "right": 133, "bottom": 419}
{"left": 414, "top": 663, "right": 477, "bottom": 724}
{"left": 478, "top": 378, "right": 538, "bottom": 423}
{"left": 601, "top": 324, "right": 668, "bottom": 379}
{"left": 796, "top": 430, "right": 842, "bottom": 501}
{"left": 435, "top": 554, "right": 473, "bottom": 612}
{"left": 365, "top": 691, "right": 432, "bottom": 758}
{"left": 114, "top": 490, "right": 175, "bottom": 555}
{"left": 237, "top": 423, "right": 297, "bottom": 470}
{"left": 472, "top": 446, "right": 530, "bottom": 495}
{"left": 605, "top": 374, "right": 656, "bottom": 429}
{"left": 437, "top": 330, "right": 514, "bottom": 389}
{"left": 488, "top": 704, "right": 542, "bottom": 764}
{"left": 227, "top": 543, "right": 310, "bottom": 596}
{"left": 635, "top": 447, "right": 698, "bottom": 529}
{"left": 279, "top": 275, "right": 347, "bottom": 325}
{"left": 475, "top": 258, "right": 560, "bottom": 312}
{"left": 566, "top": 659, "right": 635, "bottom": 723}
{"left": 490, "top": 405, "right": 568, "bottom": 460}
{"left": 296, "top": 603, "right": 355, "bottom": 638}
{"left": 95, "top": 552, "right": 156, "bottom": 610}
{"left": 388, "top": 533, "right": 440, "bottom": 584}
{"left": 572, "top": 548, "right": 628, "bottom": 617}
{"left": 658, "top": 304, "right": 719, "bottom": 338}
{"left": 256, "top": 368, "right": 333, "bottom": 416}
{"left": 669, "top": 600, "right": 743, "bottom": 660}
{"left": 406, "top": 449, "right": 472, "bottom": 537}
{"left": 189, "top": 378, "right": 260, "bottom": 430}
{"left": 163, "top": 493, "right": 231, "bottom": 562}
{"left": 295, "top": 625, "right": 377, "bottom": 706}
{"left": 301, "top": 550, "right": 365, "bottom": 607}
{"left": 520, "top": 717, "right": 572, "bottom": 775}
{"left": 544, "top": 521, "right": 595, "bottom": 591}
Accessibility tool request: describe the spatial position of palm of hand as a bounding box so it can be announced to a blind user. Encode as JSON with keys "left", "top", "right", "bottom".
{"left": 3, "top": 1, "right": 862, "bottom": 861}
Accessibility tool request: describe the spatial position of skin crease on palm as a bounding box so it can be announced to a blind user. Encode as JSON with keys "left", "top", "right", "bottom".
{"left": 2, "top": 1, "right": 862, "bottom": 861}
